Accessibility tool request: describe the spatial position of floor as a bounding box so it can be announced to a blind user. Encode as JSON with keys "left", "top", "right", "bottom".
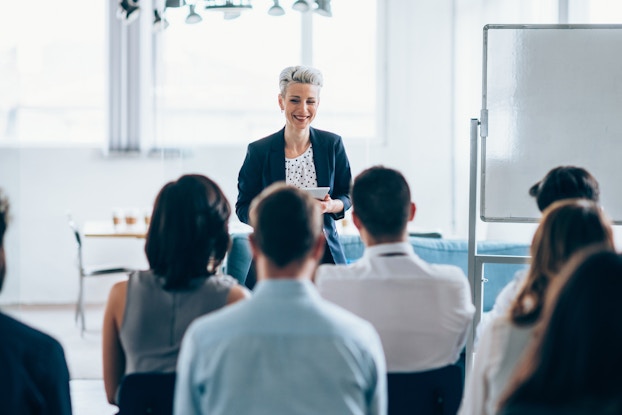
{"left": 4, "top": 304, "right": 118, "bottom": 415}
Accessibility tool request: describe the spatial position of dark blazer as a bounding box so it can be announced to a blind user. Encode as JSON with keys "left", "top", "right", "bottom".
{"left": 0, "top": 312, "right": 72, "bottom": 415}
{"left": 236, "top": 127, "right": 352, "bottom": 264}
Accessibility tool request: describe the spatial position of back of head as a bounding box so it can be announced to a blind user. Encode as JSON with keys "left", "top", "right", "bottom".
{"left": 511, "top": 199, "right": 614, "bottom": 325}
{"left": 279, "top": 65, "right": 323, "bottom": 96}
{"left": 0, "top": 189, "right": 8, "bottom": 290}
{"left": 529, "top": 166, "right": 600, "bottom": 212}
{"left": 503, "top": 248, "right": 622, "bottom": 408}
{"left": 352, "top": 166, "right": 411, "bottom": 239}
{"left": 145, "top": 174, "right": 231, "bottom": 289}
{"left": 249, "top": 183, "right": 322, "bottom": 268}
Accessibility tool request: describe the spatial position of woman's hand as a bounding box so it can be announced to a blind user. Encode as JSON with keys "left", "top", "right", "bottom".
{"left": 319, "top": 194, "right": 344, "bottom": 214}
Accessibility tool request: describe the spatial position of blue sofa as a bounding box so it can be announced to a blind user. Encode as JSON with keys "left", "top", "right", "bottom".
{"left": 225, "top": 233, "right": 530, "bottom": 312}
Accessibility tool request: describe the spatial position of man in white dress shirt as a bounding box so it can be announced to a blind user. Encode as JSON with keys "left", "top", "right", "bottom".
{"left": 315, "top": 166, "right": 475, "bottom": 373}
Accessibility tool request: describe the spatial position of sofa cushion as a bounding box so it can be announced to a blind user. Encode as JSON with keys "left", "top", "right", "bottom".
{"left": 226, "top": 233, "right": 254, "bottom": 286}
{"left": 225, "top": 233, "right": 530, "bottom": 312}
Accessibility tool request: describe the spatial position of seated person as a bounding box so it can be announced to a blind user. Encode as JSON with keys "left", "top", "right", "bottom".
{"left": 175, "top": 183, "right": 386, "bottom": 414}
{"left": 0, "top": 189, "right": 72, "bottom": 414}
{"left": 479, "top": 165, "right": 601, "bottom": 336}
{"left": 459, "top": 199, "right": 614, "bottom": 415}
{"left": 102, "top": 174, "right": 250, "bottom": 404}
{"left": 498, "top": 248, "right": 622, "bottom": 414}
{"left": 315, "top": 166, "right": 475, "bottom": 372}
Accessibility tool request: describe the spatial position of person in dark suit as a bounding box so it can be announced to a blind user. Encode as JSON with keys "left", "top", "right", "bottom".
{"left": 0, "top": 189, "right": 72, "bottom": 414}
{"left": 236, "top": 65, "right": 352, "bottom": 288}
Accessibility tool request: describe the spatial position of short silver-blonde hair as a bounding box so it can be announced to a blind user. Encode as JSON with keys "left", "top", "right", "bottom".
{"left": 279, "top": 66, "right": 324, "bottom": 96}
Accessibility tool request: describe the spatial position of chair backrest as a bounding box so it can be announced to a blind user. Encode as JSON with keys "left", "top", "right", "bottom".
{"left": 67, "top": 215, "right": 85, "bottom": 272}
{"left": 67, "top": 216, "right": 82, "bottom": 248}
{"left": 387, "top": 365, "right": 464, "bottom": 415}
{"left": 117, "top": 372, "right": 176, "bottom": 415}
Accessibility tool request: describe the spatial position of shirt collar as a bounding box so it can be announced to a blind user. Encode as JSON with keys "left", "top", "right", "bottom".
{"left": 363, "top": 242, "right": 415, "bottom": 259}
{"left": 253, "top": 279, "right": 320, "bottom": 300}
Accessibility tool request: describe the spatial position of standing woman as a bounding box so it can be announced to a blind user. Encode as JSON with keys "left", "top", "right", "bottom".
{"left": 102, "top": 174, "right": 249, "bottom": 405}
{"left": 236, "top": 66, "right": 352, "bottom": 283}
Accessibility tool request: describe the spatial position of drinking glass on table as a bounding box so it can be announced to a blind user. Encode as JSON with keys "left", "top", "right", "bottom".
{"left": 112, "top": 208, "right": 124, "bottom": 226}
{"left": 125, "top": 208, "right": 140, "bottom": 226}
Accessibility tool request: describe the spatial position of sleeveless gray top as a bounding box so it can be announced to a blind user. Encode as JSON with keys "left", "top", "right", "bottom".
{"left": 119, "top": 270, "right": 238, "bottom": 374}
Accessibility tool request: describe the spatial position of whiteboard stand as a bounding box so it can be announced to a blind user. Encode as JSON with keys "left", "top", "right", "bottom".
{"left": 466, "top": 23, "right": 622, "bottom": 373}
{"left": 466, "top": 118, "right": 530, "bottom": 373}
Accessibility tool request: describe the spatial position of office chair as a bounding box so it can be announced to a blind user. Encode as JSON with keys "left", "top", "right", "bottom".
{"left": 67, "top": 215, "right": 133, "bottom": 335}
{"left": 117, "top": 372, "right": 176, "bottom": 415}
{"left": 387, "top": 364, "right": 464, "bottom": 415}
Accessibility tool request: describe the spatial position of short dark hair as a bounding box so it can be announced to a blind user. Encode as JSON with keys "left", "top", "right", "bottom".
{"left": 249, "top": 183, "right": 322, "bottom": 267}
{"left": 145, "top": 174, "right": 231, "bottom": 290}
{"left": 529, "top": 166, "right": 600, "bottom": 212}
{"left": 352, "top": 166, "right": 411, "bottom": 238}
{"left": 0, "top": 189, "right": 9, "bottom": 291}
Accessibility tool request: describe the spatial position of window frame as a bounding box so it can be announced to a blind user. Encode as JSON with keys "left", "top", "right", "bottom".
{"left": 107, "top": 0, "right": 384, "bottom": 152}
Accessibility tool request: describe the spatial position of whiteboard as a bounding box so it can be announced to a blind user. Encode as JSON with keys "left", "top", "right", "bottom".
{"left": 481, "top": 25, "right": 622, "bottom": 223}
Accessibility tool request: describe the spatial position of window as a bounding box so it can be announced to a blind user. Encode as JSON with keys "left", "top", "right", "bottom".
{"left": 151, "top": 0, "right": 378, "bottom": 148}
{"left": 0, "top": 1, "right": 106, "bottom": 145}
{"left": 580, "top": 0, "right": 622, "bottom": 22}
{"left": 312, "top": 2, "right": 377, "bottom": 140}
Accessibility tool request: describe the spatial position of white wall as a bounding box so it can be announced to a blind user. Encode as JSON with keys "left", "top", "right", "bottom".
{"left": 0, "top": 142, "right": 371, "bottom": 305}
{"left": 367, "top": 0, "right": 456, "bottom": 236}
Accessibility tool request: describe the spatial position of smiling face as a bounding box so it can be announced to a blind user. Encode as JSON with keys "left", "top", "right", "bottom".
{"left": 278, "top": 82, "right": 320, "bottom": 132}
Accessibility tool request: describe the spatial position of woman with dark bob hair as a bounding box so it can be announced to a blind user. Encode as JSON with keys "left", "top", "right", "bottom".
{"left": 499, "top": 248, "right": 622, "bottom": 414}
{"left": 103, "top": 174, "right": 249, "bottom": 404}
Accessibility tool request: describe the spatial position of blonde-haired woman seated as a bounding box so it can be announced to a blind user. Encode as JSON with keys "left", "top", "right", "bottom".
{"left": 103, "top": 174, "right": 250, "bottom": 405}
{"left": 458, "top": 199, "right": 614, "bottom": 415}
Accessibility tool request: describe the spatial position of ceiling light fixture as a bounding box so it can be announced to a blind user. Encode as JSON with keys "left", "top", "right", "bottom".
{"left": 223, "top": 11, "right": 242, "bottom": 20}
{"left": 153, "top": 9, "right": 170, "bottom": 31}
{"left": 204, "top": 0, "right": 252, "bottom": 19}
{"left": 314, "top": 0, "right": 331, "bottom": 17}
{"left": 117, "top": 0, "right": 141, "bottom": 24}
{"left": 160, "top": 0, "right": 331, "bottom": 25}
{"left": 185, "top": 4, "right": 203, "bottom": 23}
{"left": 268, "top": 0, "right": 285, "bottom": 16}
{"left": 291, "top": 0, "right": 309, "bottom": 12}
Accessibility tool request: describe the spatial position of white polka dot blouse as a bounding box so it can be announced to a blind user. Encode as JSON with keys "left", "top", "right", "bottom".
{"left": 285, "top": 145, "right": 318, "bottom": 189}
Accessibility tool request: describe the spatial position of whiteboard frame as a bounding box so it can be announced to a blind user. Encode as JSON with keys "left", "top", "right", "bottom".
{"left": 466, "top": 24, "right": 622, "bottom": 372}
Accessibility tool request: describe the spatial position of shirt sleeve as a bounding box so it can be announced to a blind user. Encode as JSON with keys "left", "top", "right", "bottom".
{"left": 458, "top": 319, "right": 500, "bottom": 415}
{"left": 476, "top": 270, "right": 525, "bottom": 341}
{"left": 366, "top": 328, "right": 388, "bottom": 415}
{"left": 328, "top": 137, "right": 352, "bottom": 220}
{"left": 42, "top": 340, "right": 72, "bottom": 415}
{"left": 453, "top": 275, "right": 476, "bottom": 354}
{"left": 236, "top": 144, "right": 262, "bottom": 224}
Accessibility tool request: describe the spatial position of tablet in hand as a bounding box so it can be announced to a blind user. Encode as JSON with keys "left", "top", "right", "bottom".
{"left": 302, "top": 187, "right": 330, "bottom": 200}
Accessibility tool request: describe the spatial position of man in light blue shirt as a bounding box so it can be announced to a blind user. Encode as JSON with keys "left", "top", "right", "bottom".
{"left": 174, "top": 182, "right": 387, "bottom": 415}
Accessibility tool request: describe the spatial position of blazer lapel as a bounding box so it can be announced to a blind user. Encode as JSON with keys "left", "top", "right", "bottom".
{"left": 310, "top": 128, "right": 329, "bottom": 188}
{"left": 269, "top": 128, "right": 286, "bottom": 183}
